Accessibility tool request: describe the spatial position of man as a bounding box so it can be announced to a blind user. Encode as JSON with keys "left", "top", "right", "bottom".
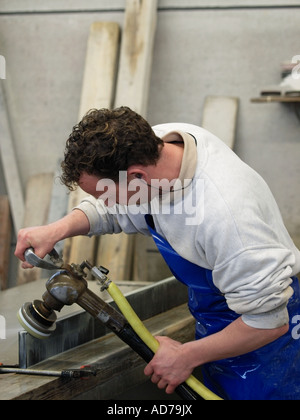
{"left": 15, "top": 107, "right": 300, "bottom": 400}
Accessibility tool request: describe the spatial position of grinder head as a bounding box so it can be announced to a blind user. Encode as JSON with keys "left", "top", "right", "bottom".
{"left": 17, "top": 300, "right": 57, "bottom": 340}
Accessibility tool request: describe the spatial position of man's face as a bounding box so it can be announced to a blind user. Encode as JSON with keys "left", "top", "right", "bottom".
{"left": 78, "top": 172, "right": 151, "bottom": 206}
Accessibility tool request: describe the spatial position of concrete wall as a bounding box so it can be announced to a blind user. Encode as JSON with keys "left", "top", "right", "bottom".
{"left": 0, "top": 0, "right": 299, "bottom": 246}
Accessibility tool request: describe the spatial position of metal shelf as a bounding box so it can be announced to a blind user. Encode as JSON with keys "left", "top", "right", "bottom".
{"left": 251, "top": 96, "right": 300, "bottom": 121}
{"left": 251, "top": 96, "right": 300, "bottom": 103}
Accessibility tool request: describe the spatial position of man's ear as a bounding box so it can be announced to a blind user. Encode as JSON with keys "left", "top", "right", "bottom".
{"left": 127, "top": 166, "right": 148, "bottom": 182}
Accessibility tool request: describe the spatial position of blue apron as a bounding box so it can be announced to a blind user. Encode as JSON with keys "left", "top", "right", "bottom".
{"left": 145, "top": 215, "right": 300, "bottom": 400}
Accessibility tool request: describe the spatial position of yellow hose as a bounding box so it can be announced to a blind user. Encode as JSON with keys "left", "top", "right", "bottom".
{"left": 107, "top": 281, "right": 223, "bottom": 401}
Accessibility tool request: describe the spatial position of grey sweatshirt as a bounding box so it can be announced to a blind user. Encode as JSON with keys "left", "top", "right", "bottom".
{"left": 76, "top": 123, "right": 300, "bottom": 330}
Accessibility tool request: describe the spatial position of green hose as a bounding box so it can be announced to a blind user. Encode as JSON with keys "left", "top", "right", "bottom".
{"left": 107, "top": 281, "right": 223, "bottom": 401}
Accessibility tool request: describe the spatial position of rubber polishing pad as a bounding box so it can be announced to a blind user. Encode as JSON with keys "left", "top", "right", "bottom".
{"left": 17, "top": 302, "right": 56, "bottom": 340}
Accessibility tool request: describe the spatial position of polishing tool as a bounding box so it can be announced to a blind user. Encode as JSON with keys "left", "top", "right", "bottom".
{"left": 17, "top": 249, "right": 221, "bottom": 400}
{"left": 17, "top": 248, "right": 65, "bottom": 339}
{"left": 17, "top": 300, "right": 57, "bottom": 340}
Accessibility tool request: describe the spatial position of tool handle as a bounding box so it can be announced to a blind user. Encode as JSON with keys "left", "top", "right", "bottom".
{"left": 24, "top": 248, "right": 63, "bottom": 270}
{"left": 0, "top": 367, "right": 96, "bottom": 378}
{"left": 117, "top": 324, "right": 200, "bottom": 400}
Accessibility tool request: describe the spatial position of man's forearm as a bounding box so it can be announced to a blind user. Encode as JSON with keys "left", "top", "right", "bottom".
{"left": 53, "top": 209, "right": 91, "bottom": 240}
{"left": 182, "top": 317, "right": 289, "bottom": 368}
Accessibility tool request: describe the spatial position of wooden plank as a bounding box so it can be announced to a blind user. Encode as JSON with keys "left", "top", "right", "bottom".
{"left": 115, "top": 0, "right": 158, "bottom": 116}
{"left": 133, "top": 236, "right": 172, "bottom": 282}
{"left": 202, "top": 96, "right": 239, "bottom": 150}
{"left": 17, "top": 173, "right": 53, "bottom": 285}
{"left": 0, "top": 83, "right": 25, "bottom": 234}
{"left": 78, "top": 22, "right": 120, "bottom": 120}
{"left": 0, "top": 305, "right": 194, "bottom": 400}
{"left": 63, "top": 22, "right": 120, "bottom": 266}
{"left": 45, "top": 161, "right": 69, "bottom": 259}
{"left": 97, "top": 233, "right": 135, "bottom": 281}
{"left": 47, "top": 162, "right": 69, "bottom": 226}
{"left": 0, "top": 196, "right": 11, "bottom": 290}
{"left": 98, "top": 0, "right": 159, "bottom": 281}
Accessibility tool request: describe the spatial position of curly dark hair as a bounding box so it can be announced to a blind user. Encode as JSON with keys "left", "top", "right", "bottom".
{"left": 61, "top": 107, "right": 164, "bottom": 190}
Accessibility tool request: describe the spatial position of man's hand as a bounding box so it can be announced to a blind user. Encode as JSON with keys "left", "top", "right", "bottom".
{"left": 144, "top": 336, "right": 194, "bottom": 395}
{"left": 15, "top": 225, "right": 61, "bottom": 269}
{"left": 143, "top": 317, "right": 289, "bottom": 396}
{"left": 15, "top": 210, "right": 91, "bottom": 268}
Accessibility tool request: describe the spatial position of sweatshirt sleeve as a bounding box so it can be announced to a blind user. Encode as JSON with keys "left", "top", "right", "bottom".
{"left": 74, "top": 197, "right": 121, "bottom": 236}
{"left": 74, "top": 195, "right": 150, "bottom": 237}
{"left": 212, "top": 246, "right": 295, "bottom": 329}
